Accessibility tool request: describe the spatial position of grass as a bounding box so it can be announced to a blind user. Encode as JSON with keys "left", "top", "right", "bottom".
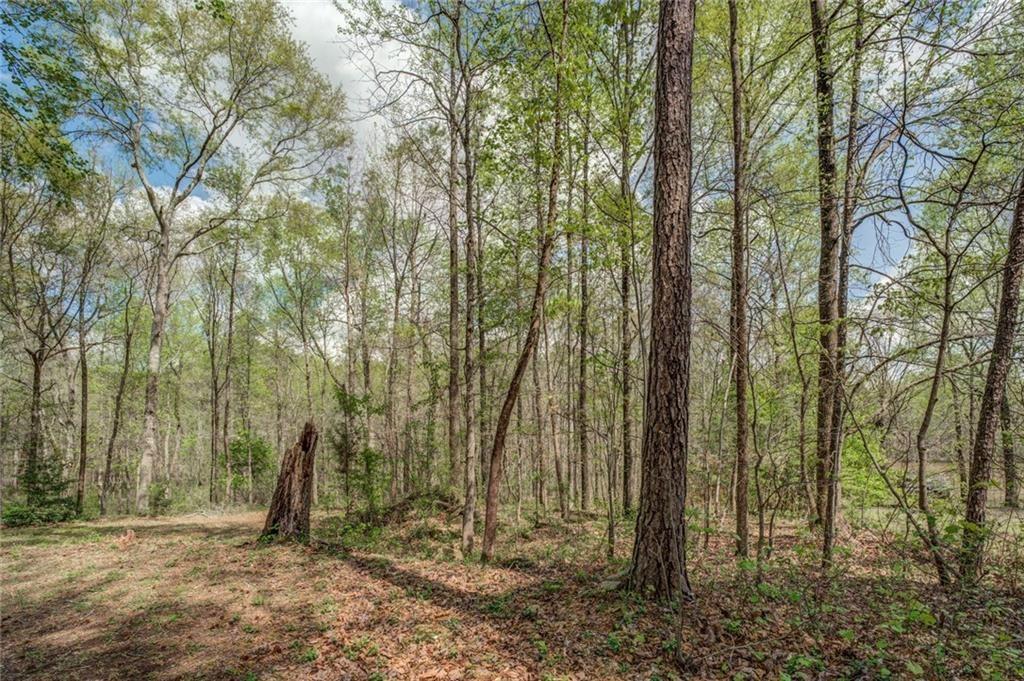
{"left": 1, "top": 507, "right": 1021, "bottom": 680}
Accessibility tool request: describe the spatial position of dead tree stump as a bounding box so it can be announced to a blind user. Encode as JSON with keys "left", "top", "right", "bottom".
{"left": 261, "top": 421, "right": 318, "bottom": 541}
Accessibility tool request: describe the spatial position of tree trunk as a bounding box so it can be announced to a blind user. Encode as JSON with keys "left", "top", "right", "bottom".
{"left": 1002, "top": 393, "right": 1018, "bottom": 508}
{"left": 386, "top": 273, "right": 402, "bottom": 502}
{"left": 578, "top": 86, "right": 592, "bottom": 513}
{"left": 542, "top": 314, "right": 568, "bottom": 521}
{"left": 914, "top": 253, "right": 954, "bottom": 585}
{"left": 222, "top": 242, "right": 239, "bottom": 503}
{"left": 617, "top": 7, "right": 637, "bottom": 520}
{"left": 75, "top": 287, "right": 89, "bottom": 515}
{"left": 727, "top": 0, "right": 749, "bottom": 558}
{"left": 951, "top": 378, "right": 969, "bottom": 502}
{"left": 207, "top": 273, "right": 220, "bottom": 506}
{"left": 961, "top": 177, "right": 1024, "bottom": 582}
{"left": 627, "top": 0, "right": 696, "bottom": 603}
{"left": 461, "top": 69, "right": 479, "bottom": 555}
{"left": 101, "top": 318, "right": 132, "bottom": 516}
{"left": 809, "top": 0, "right": 841, "bottom": 563}
{"left": 480, "top": 0, "right": 568, "bottom": 563}
{"left": 137, "top": 244, "right": 171, "bottom": 515}
{"left": 447, "top": 35, "right": 461, "bottom": 492}
{"left": 262, "top": 421, "right": 319, "bottom": 541}
{"left": 826, "top": 0, "right": 865, "bottom": 555}
{"left": 23, "top": 352, "right": 44, "bottom": 503}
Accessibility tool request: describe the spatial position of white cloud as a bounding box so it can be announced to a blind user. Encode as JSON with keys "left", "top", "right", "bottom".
{"left": 284, "top": 0, "right": 407, "bottom": 151}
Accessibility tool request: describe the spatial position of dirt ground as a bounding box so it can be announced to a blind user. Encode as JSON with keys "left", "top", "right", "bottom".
{"left": 1, "top": 506, "right": 1022, "bottom": 680}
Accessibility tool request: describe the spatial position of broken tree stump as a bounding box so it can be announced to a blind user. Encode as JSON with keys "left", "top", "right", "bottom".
{"left": 261, "top": 421, "right": 319, "bottom": 541}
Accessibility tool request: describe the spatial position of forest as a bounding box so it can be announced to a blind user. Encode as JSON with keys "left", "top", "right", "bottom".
{"left": 1, "top": 0, "right": 1022, "bottom": 679}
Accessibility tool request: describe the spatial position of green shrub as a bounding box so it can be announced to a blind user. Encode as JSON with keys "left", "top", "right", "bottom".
{"left": 2, "top": 498, "right": 77, "bottom": 527}
{"left": 228, "top": 430, "right": 275, "bottom": 499}
{"left": 149, "top": 480, "right": 172, "bottom": 516}
{"left": 842, "top": 432, "right": 890, "bottom": 508}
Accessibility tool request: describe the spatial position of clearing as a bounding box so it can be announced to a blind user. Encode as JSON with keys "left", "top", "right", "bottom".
{"left": 1, "top": 505, "right": 1022, "bottom": 680}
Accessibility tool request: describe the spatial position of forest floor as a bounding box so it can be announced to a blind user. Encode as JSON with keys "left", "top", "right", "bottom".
{"left": 1, "top": 501, "right": 1022, "bottom": 680}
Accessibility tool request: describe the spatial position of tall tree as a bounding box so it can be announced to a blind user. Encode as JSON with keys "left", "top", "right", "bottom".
{"left": 808, "top": 0, "right": 841, "bottom": 562}
{"left": 627, "top": 0, "right": 696, "bottom": 602}
{"left": 727, "top": 0, "right": 749, "bottom": 558}
{"left": 75, "top": 0, "right": 348, "bottom": 512}
{"left": 961, "top": 177, "right": 1024, "bottom": 583}
{"left": 480, "top": 0, "right": 569, "bottom": 563}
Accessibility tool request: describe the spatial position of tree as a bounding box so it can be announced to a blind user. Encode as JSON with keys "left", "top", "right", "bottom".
{"left": 961, "top": 176, "right": 1024, "bottom": 583}
{"left": 1, "top": 1, "right": 88, "bottom": 191}
{"left": 627, "top": 0, "right": 696, "bottom": 602}
{"left": 74, "top": 0, "right": 348, "bottom": 512}
{"left": 73, "top": 177, "right": 116, "bottom": 514}
{"left": 480, "top": 0, "right": 569, "bottom": 563}
{"left": 261, "top": 421, "right": 319, "bottom": 541}
{"left": 727, "top": 0, "right": 750, "bottom": 558}
{"left": 807, "top": 0, "right": 841, "bottom": 562}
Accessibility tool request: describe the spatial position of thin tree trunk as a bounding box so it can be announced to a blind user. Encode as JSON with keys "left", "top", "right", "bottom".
{"left": 826, "top": 0, "right": 865, "bottom": 554}
{"left": 137, "top": 242, "right": 171, "bottom": 514}
{"left": 727, "top": 0, "right": 749, "bottom": 558}
{"left": 809, "top": 0, "right": 841, "bottom": 563}
{"left": 531, "top": 300, "right": 547, "bottom": 515}
{"left": 222, "top": 242, "right": 239, "bottom": 503}
{"left": 101, "top": 308, "right": 133, "bottom": 516}
{"left": 207, "top": 270, "right": 220, "bottom": 506}
{"left": 578, "top": 85, "right": 592, "bottom": 513}
{"left": 914, "top": 255, "right": 954, "bottom": 585}
{"left": 951, "top": 378, "right": 969, "bottom": 502}
{"left": 24, "top": 352, "right": 44, "bottom": 503}
{"left": 461, "top": 66, "right": 479, "bottom": 555}
{"left": 961, "top": 177, "right": 1024, "bottom": 582}
{"left": 480, "top": 0, "right": 568, "bottom": 563}
{"left": 618, "top": 18, "right": 636, "bottom": 516}
{"left": 543, "top": 312, "right": 568, "bottom": 521}
{"left": 75, "top": 287, "right": 89, "bottom": 515}
{"left": 447, "top": 20, "right": 461, "bottom": 491}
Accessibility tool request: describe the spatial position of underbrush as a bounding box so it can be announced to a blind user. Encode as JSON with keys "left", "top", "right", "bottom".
{"left": 309, "top": 502, "right": 1024, "bottom": 679}
{"left": 1, "top": 498, "right": 77, "bottom": 527}
{"left": 2, "top": 505, "right": 1022, "bottom": 680}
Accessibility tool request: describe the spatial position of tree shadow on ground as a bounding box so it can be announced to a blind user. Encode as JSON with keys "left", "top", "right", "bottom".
{"left": 1, "top": 518, "right": 257, "bottom": 549}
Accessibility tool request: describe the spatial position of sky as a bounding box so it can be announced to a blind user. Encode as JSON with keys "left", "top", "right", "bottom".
{"left": 283, "top": 0, "right": 401, "bottom": 149}
{"left": 1, "top": 0, "right": 909, "bottom": 290}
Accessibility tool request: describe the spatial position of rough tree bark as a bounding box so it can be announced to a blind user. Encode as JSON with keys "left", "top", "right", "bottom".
{"left": 809, "top": 0, "right": 841, "bottom": 563}
{"left": 627, "top": 0, "right": 696, "bottom": 602}
{"left": 262, "top": 422, "right": 319, "bottom": 541}
{"left": 961, "top": 178, "right": 1024, "bottom": 582}
{"left": 962, "top": 178, "right": 1019, "bottom": 581}
{"left": 1001, "top": 393, "right": 1018, "bottom": 508}
{"left": 727, "top": 0, "right": 749, "bottom": 558}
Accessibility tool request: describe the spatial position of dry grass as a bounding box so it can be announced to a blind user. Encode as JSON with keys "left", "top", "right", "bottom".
{"left": 1, "top": 506, "right": 1022, "bottom": 680}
